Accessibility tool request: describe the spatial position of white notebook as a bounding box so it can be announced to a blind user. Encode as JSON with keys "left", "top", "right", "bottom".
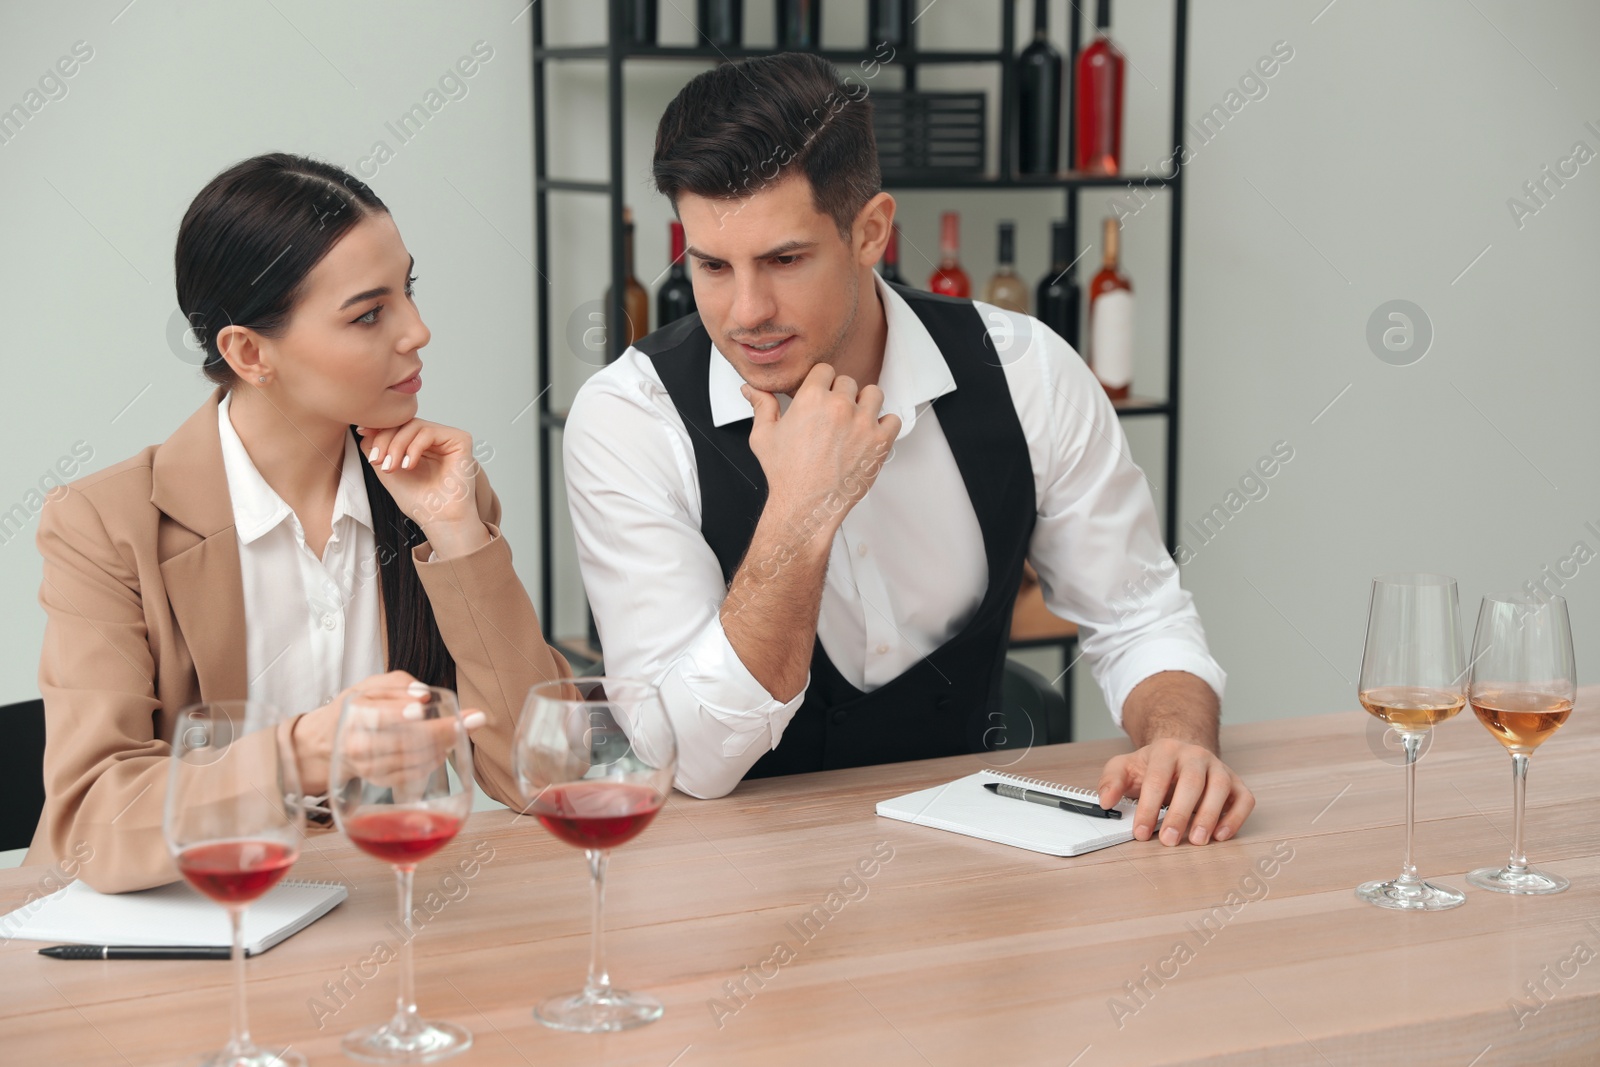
{"left": 0, "top": 879, "right": 347, "bottom": 956}
{"left": 876, "top": 770, "right": 1138, "bottom": 857}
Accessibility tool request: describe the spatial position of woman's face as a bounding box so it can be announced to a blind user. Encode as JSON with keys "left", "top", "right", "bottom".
{"left": 261, "top": 212, "right": 430, "bottom": 430}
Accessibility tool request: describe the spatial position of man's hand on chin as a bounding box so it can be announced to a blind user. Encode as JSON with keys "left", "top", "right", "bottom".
{"left": 1096, "top": 671, "right": 1255, "bottom": 846}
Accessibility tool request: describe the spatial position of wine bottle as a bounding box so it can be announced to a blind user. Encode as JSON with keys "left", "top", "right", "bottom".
{"left": 604, "top": 207, "right": 650, "bottom": 360}
{"left": 698, "top": 0, "right": 742, "bottom": 47}
{"left": 1016, "top": 0, "right": 1063, "bottom": 176}
{"left": 1073, "top": 0, "right": 1125, "bottom": 174}
{"left": 1036, "top": 220, "right": 1082, "bottom": 354}
{"left": 879, "top": 224, "right": 905, "bottom": 285}
{"left": 1088, "top": 216, "right": 1132, "bottom": 399}
{"left": 983, "top": 221, "right": 1029, "bottom": 313}
{"left": 620, "top": 0, "right": 659, "bottom": 47}
{"left": 927, "top": 211, "right": 971, "bottom": 298}
{"left": 657, "top": 220, "right": 697, "bottom": 326}
{"left": 776, "top": 0, "right": 822, "bottom": 49}
{"left": 868, "top": 0, "right": 912, "bottom": 47}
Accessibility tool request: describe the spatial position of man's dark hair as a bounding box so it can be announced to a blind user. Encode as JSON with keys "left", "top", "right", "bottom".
{"left": 653, "top": 53, "right": 881, "bottom": 238}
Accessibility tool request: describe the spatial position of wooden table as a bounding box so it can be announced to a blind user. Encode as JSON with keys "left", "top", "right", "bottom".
{"left": 4, "top": 692, "right": 1599, "bottom": 1066}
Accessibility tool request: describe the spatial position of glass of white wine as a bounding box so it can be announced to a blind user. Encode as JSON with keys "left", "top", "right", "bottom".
{"left": 1466, "top": 593, "right": 1576, "bottom": 895}
{"left": 1356, "top": 573, "right": 1468, "bottom": 911}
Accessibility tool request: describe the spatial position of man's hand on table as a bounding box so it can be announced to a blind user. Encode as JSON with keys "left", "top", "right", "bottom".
{"left": 1096, "top": 670, "right": 1256, "bottom": 846}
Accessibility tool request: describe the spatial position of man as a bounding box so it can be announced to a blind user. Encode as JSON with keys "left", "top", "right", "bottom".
{"left": 565, "top": 53, "right": 1254, "bottom": 847}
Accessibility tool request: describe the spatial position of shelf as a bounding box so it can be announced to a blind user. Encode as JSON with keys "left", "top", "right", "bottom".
{"left": 539, "top": 178, "right": 611, "bottom": 194}
{"left": 538, "top": 173, "right": 1172, "bottom": 195}
{"left": 536, "top": 45, "right": 1004, "bottom": 64}
{"left": 533, "top": 0, "right": 1192, "bottom": 662}
{"left": 1111, "top": 394, "right": 1172, "bottom": 417}
{"left": 537, "top": 173, "right": 1171, "bottom": 195}
{"left": 544, "top": 392, "right": 1168, "bottom": 432}
{"left": 886, "top": 171, "right": 1174, "bottom": 191}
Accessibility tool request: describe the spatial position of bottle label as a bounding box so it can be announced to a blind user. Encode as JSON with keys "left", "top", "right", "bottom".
{"left": 1091, "top": 289, "right": 1134, "bottom": 388}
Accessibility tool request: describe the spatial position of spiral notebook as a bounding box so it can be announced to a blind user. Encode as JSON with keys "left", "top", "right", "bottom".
{"left": 875, "top": 769, "right": 1138, "bottom": 857}
{"left": 0, "top": 879, "right": 347, "bottom": 956}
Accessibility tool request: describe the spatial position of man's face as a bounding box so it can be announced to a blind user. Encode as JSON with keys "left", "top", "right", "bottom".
{"left": 677, "top": 176, "right": 864, "bottom": 396}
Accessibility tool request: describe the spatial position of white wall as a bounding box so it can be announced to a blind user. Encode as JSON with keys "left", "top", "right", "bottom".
{"left": 3, "top": 2, "right": 1597, "bottom": 746}
{"left": 0, "top": 1, "right": 543, "bottom": 702}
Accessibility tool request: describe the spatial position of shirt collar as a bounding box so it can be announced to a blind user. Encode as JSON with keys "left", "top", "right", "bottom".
{"left": 217, "top": 391, "right": 372, "bottom": 545}
{"left": 707, "top": 271, "right": 957, "bottom": 440}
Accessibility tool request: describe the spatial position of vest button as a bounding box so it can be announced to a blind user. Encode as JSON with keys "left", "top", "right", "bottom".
{"left": 831, "top": 709, "right": 847, "bottom": 725}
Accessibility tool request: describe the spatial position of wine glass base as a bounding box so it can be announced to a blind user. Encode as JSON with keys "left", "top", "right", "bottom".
{"left": 1467, "top": 865, "right": 1569, "bottom": 895}
{"left": 1356, "top": 877, "right": 1466, "bottom": 911}
{"left": 534, "top": 988, "right": 664, "bottom": 1033}
{"left": 340, "top": 1020, "right": 471, "bottom": 1064}
{"left": 198, "top": 1045, "right": 306, "bottom": 1067}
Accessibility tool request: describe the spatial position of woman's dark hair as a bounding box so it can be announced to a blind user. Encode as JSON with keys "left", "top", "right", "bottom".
{"left": 653, "top": 53, "right": 881, "bottom": 238}
{"left": 175, "top": 153, "right": 455, "bottom": 691}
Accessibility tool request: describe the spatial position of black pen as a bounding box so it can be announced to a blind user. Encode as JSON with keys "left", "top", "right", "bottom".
{"left": 984, "top": 781, "right": 1122, "bottom": 819}
{"left": 39, "top": 944, "right": 235, "bottom": 960}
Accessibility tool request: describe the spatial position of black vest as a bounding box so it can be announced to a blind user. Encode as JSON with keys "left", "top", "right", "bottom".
{"left": 639, "top": 284, "right": 1036, "bottom": 778}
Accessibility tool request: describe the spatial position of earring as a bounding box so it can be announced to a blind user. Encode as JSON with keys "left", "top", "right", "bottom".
{"left": 258, "top": 376, "right": 267, "bottom": 384}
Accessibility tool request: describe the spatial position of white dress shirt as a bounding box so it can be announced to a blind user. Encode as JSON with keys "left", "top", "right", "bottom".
{"left": 564, "top": 272, "right": 1225, "bottom": 799}
{"left": 217, "top": 392, "right": 385, "bottom": 718}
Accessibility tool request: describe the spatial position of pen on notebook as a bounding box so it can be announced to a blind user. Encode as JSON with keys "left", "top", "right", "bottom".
{"left": 39, "top": 945, "right": 235, "bottom": 960}
{"left": 983, "top": 781, "right": 1122, "bottom": 819}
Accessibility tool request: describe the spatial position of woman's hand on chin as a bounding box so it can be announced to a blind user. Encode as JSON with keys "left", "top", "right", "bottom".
{"left": 356, "top": 419, "right": 490, "bottom": 559}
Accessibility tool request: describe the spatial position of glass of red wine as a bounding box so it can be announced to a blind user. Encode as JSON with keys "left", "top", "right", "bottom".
{"left": 164, "top": 700, "right": 306, "bottom": 1067}
{"left": 513, "top": 678, "right": 677, "bottom": 1033}
{"left": 330, "top": 680, "right": 474, "bottom": 1062}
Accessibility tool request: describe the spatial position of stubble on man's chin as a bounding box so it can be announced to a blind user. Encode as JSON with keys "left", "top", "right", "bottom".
{"left": 732, "top": 269, "right": 863, "bottom": 399}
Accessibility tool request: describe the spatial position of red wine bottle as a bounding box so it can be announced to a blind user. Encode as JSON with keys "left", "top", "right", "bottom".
{"left": 776, "top": 0, "right": 822, "bottom": 49}
{"left": 927, "top": 212, "right": 970, "bottom": 298}
{"left": 1088, "top": 216, "right": 1133, "bottom": 399}
{"left": 1074, "top": 0, "right": 1125, "bottom": 173}
{"left": 879, "top": 224, "right": 905, "bottom": 285}
{"left": 1016, "top": 0, "right": 1063, "bottom": 175}
{"left": 697, "top": 0, "right": 742, "bottom": 47}
{"left": 657, "top": 220, "right": 697, "bottom": 325}
{"left": 620, "top": 0, "right": 659, "bottom": 47}
{"left": 869, "top": 0, "right": 912, "bottom": 47}
{"left": 1037, "top": 220, "right": 1082, "bottom": 354}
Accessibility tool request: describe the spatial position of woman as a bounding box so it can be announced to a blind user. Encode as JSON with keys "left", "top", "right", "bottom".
{"left": 25, "top": 153, "right": 570, "bottom": 892}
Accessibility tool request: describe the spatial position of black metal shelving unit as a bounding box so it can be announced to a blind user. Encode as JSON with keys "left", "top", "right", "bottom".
{"left": 532, "top": 1, "right": 1191, "bottom": 719}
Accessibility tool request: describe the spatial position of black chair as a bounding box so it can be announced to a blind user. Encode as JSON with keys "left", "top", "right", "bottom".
{"left": 987, "top": 659, "right": 1071, "bottom": 752}
{"left": 0, "top": 698, "right": 46, "bottom": 853}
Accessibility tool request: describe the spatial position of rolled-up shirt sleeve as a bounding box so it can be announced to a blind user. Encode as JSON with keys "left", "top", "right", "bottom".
{"left": 1003, "top": 313, "right": 1226, "bottom": 727}
{"left": 564, "top": 356, "right": 807, "bottom": 799}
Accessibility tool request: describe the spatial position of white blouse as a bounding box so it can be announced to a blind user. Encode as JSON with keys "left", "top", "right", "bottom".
{"left": 217, "top": 392, "right": 385, "bottom": 719}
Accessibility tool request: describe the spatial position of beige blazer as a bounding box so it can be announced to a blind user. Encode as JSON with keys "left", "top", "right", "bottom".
{"left": 26, "top": 389, "right": 571, "bottom": 892}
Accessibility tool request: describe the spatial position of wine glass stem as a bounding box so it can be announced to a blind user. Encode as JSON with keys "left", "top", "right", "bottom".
{"left": 585, "top": 848, "right": 613, "bottom": 999}
{"left": 1398, "top": 731, "right": 1423, "bottom": 885}
{"left": 1507, "top": 752, "right": 1531, "bottom": 873}
{"left": 226, "top": 904, "right": 253, "bottom": 1055}
{"left": 393, "top": 863, "right": 422, "bottom": 1035}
